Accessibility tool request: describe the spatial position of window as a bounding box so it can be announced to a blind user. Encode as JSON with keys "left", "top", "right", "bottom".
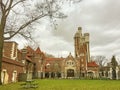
{"left": 82, "top": 64, "right": 84, "bottom": 67}
{"left": 66, "top": 61, "right": 74, "bottom": 66}
{"left": 67, "top": 62, "right": 69, "bottom": 65}
{"left": 72, "top": 62, "right": 74, "bottom": 65}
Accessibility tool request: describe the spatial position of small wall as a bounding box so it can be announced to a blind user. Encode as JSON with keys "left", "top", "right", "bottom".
{"left": 18, "top": 73, "right": 27, "bottom": 82}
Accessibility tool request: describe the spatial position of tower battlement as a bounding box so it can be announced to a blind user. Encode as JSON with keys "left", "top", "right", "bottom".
{"left": 74, "top": 27, "right": 90, "bottom": 62}
{"left": 84, "top": 33, "right": 89, "bottom": 43}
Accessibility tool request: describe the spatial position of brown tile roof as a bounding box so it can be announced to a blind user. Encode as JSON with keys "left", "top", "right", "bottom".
{"left": 87, "top": 61, "right": 98, "bottom": 67}
{"left": 2, "top": 57, "right": 24, "bottom": 67}
{"left": 45, "top": 58, "right": 64, "bottom": 61}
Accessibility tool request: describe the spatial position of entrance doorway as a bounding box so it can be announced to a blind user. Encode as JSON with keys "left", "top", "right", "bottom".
{"left": 1, "top": 70, "right": 8, "bottom": 84}
{"left": 88, "top": 72, "right": 94, "bottom": 79}
{"left": 12, "top": 71, "right": 17, "bottom": 82}
{"left": 67, "top": 69, "right": 74, "bottom": 77}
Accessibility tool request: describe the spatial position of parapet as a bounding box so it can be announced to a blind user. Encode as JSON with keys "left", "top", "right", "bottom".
{"left": 84, "top": 33, "right": 89, "bottom": 36}
{"left": 78, "top": 27, "right": 82, "bottom": 30}
{"left": 84, "top": 33, "right": 89, "bottom": 42}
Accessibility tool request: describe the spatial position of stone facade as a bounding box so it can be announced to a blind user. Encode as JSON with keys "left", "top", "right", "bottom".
{"left": 74, "top": 27, "right": 98, "bottom": 78}
{"left": 100, "top": 64, "right": 120, "bottom": 80}
{"left": 74, "top": 27, "right": 90, "bottom": 62}
{"left": 1, "top": 27, "right": 99, "bottom": 84}
{"left": 41, "top": 27, "right": 99, "bottom": 79}
{"left": 2, "top": 42, "right": 41, "bottom": 84}
{"left": 62, "top": 53, "right": 79, "bottom": 78}
{"left": 2, "top": 42, "right": 24, "bottom": 84}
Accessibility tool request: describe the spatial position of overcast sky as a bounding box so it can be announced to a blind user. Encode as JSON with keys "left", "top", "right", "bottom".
{"left": 12, "top": 0, "right": 120, "bottom": 59}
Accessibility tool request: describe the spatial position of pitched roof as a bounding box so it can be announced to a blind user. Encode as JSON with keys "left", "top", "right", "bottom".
{"left": 87, "top": 61, "right": 98, "bottom": 67}
{"left": 35, "top": 47, "right": 41, "bottom": 54}
{"left": 27, "top": 46, "right": 34, "bottom": 52}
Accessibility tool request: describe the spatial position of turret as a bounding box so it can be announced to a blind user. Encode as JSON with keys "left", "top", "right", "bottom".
{"left": 74, "top": 27, "right": 82, "bottom": 58}
{"left": 84, "top": 33, "right": 89, "bottom": 43}
{"left": 84, "top": 33, "right": 90, "bottom": 62}
{"left": 74, "top": 27, "right": 82, "bottom": 38}
{"left": 78, "top": 27, "right": 82, "bottom": 36}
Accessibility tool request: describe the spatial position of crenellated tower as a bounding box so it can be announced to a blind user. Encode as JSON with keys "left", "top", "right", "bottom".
{"left": 74, "top": 27, "right": 90, "bottom": 62}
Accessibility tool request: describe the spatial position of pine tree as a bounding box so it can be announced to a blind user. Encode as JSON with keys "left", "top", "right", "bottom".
{"left": 111, "top": 56, "right": 118, "bottom": 69}
{"left": 111, "top": 55, "right": 118, "bottom": 79}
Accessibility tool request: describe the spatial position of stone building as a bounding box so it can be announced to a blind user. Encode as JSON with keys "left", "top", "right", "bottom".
{"left": 1, "top": 27, "right": 99, "bottom": 84}
{"left": 34, "top": 47, "right": 45, "bottom": 78}
{"left": 41, "top": 27, "right": 99, "bottom": 79}
{"left": 74, "top": 27, "right": 99, "bottom": 78}
{"left": 20, "top": 46, "right": 45, "bottom": 80}
{"left": 1, "top": 42, "right": 44, "bottom": 84}
{"left": 2, "top": 41, "right": 24, "bottom": 84}
{"left": 62, "top": 53, "right": 79, "bottom": 78}
{"left": 74, "top": 27, "right": 90, "bottom": 62}
{"left": 100, "top": 56, "right": 120, "bottom": 80}
{"left": 43, "top": 57, "right": 63, "bottom": 78}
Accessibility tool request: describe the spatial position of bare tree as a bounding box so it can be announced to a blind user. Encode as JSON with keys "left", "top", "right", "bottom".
{"left": 0, "top": 0, "right": 81, "bottom": 85}
{"left": 91, "top": 56, "right": 108, "bottom": 70}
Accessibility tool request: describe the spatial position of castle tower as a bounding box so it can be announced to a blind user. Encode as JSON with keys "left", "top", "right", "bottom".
{"left": 84, "top": 33, "right": 90, "bottom": 62}
{"left": 74, "top": 27, "right": 82, "bottom": 58}
{"left": 74, "top": 27, "right": 90, "bottom": 62}
{"left": 74, "top": 27, "right": 90, "bottom": 77}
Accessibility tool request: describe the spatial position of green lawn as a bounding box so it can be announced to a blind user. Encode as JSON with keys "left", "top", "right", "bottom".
{"left": 0, "top": 79, "right": 120, "bottom": 90}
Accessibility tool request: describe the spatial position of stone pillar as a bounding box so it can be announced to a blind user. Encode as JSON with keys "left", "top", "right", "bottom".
{"left": 93, "top": 71, "right": 95, "bottom": 78}
{"left": 65, "top": 71, "right": 67, "bottom": 78}
{"left": 40, "top": 72, "right": 43, "bottom": 79}
{"left": 116, "top": 67, "right": 119, "bottom": 80}
{"left": 104, "top": 71, "right": 106, "bottom": 77}
{"left": 49, "top": 72, "right": 51, "bottom": 78}
{"left": 75, "top": 71, "right": 79, "bottom": 78}
{"left": 55, "top": 72, "right": 57, "bottom": 78}
{"left": 86, "top": 42, "right": 90, "bottom": 62}
{"left": 38, "top": 71, "right": 41, "bottom": 78}
{"left": 109, "top": 68, "right": 112, "bottom": 79}
{"left": 61, "top": 72, "right": 64, "bottom": 78}
{"left": 43, "top": 72, "right": 45, "bottom": 78}
{"left": 108, "top": 71, "right": 110, "bottom": 79}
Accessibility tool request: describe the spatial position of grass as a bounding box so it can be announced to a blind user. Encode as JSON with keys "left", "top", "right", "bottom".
{"left": 0, "top": 79, "right": 120, "bottom": 90}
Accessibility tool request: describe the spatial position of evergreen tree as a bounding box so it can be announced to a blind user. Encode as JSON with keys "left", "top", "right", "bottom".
{"left": 111, "top": 55, "right": 118, "bottom": 79}
{"left": 111, "top": 56, "right": 118, "bottom": 69}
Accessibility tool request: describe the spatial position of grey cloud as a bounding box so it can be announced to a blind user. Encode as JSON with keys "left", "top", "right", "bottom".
{"left": 51, "top": 0, "right": 120, "bottom": 57}
{"left": 12, "top": 0, "right": 120, "bottom": 57}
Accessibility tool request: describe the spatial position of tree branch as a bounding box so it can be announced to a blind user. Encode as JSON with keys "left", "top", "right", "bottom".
{"left": 4, "top": 13, "right": 48, "bottom": 40}
{"left": 10, "top": 0, "right": 25, "bottom": 9}
{"left": 0, "top": 0, "right": 5, "bottom": 13}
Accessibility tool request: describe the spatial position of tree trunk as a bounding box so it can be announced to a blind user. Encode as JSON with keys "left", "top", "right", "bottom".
{"left": 0, "top": 24, "right": 4, "bottom": 85}
{"left": 0, "top": 14, "right": 6, "bottom": 85}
